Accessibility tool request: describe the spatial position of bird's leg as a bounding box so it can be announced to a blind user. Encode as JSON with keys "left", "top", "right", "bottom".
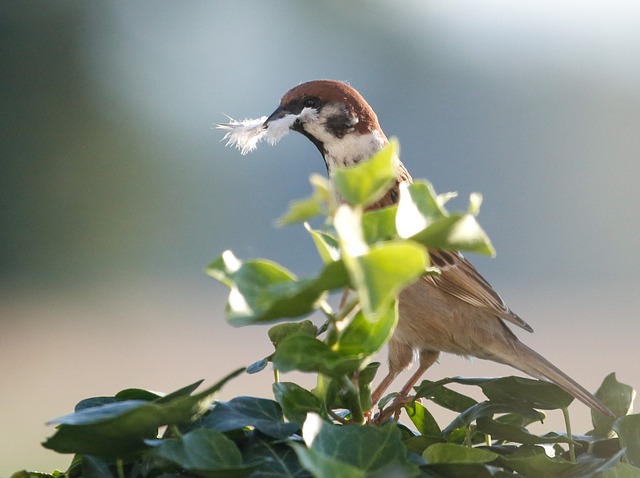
{"left": 366, "top": 339, "right": 413, "bottom": 422}
{"left": 382, "top": 350, "right": 440, "bottom": 423}
{"left": 398, "top": 350, "right": 439, "bottom": 397}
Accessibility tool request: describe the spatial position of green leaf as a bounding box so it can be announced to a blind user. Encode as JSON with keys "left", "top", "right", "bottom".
{"left": 592, "top": 373, "right": 636, "bottom": 437}
{"left": 603, "top": 462, "right": 640, "bottom": 478}
{"left": 446, "top": 376, "right": 575, "bottom": 411}
{"left": 413, "top": 379, "right": 478, "bottom": 413}
{"left": 43, "top": 369, "right": 243, "bottom": 458}
{"left": 333, "top": 205, "right": 427, "bottom": 319}
{"left": 476, "top": 416, "right": 574, "bottom": 445}
{"left": 207, "top": 251, "right": 349, "bottom": 325}
{"left": 423, "top": 443, "right": 497, "bottom": 464}
{"left": 147, "top": 429, "right": 257, "bottom": 477}
{"left": 362, "top": 206, "right": 398, "bottom": 244}
{"left": 443, "top": 401, "right": 544, "bottom": 437}
{"left": 272, "top": 335, "right": 361, "bottom": 377}
{"left": 273, "top": 382, "right": 323, "bottom": 425}
{"left": 201, "top": 396, "right": 298, "bottom": 439}
{"left": 296, "top": 414, "right": 420, "bottom": 477}
{"left": 405, "top": 401, "right": 441, "bottom": 436}
{"left": 291, "top": 443, "right": 364, "bottom": 478}
{"left": 331, "top": 139, "right": 399, "bottom": 207}
{"left": 242, "top": 436, "right": 310, "bottom": 478}
{"left": 336, "top": 302, "right": 397, "bottom": 356}
{"left": 410, "top": 213, "right": 495, "bottom": 256}
{"left": 277, "top": 174, "right": 331, "bottom": 225}
{"left": 396, "top": 180, "right": 448, "bottom": 238}
{"left": 81, "top": 456, "right": 112, "bottom": 478}
{"left": 305, "top": 224, "right": 340, "bottom": 263}
{"left": 613, "top": 414, "right": 640, "bottom": 467}
{"left": 499, "top": 445, "right": 573, "bottom": 477}
{"left": 268, "top": 320, "right": 317, "bottom": 346}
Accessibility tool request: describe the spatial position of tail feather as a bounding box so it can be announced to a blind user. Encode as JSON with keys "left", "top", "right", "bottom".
{"left": 502, "top": 341, "right": 614, "bottom": 417}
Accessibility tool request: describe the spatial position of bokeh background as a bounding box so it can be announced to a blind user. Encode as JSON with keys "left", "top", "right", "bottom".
{"left": 2, "top": 0, "right": 639, "bottom": 472}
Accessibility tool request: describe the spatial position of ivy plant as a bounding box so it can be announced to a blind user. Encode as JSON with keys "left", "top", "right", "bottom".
{"left": 13, "top": 142, "right": 639, "bottom": 478}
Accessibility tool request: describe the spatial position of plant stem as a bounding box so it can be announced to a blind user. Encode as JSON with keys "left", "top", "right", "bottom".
{"left": 116, "top": 459, "right": 125, "bottom": 478}
{"left": 562, "top": 407, "right": 576, "bottom": 463}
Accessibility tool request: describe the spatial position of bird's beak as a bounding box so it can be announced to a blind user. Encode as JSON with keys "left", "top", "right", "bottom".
{"left": 263, "top": 106, "right": 289, "bottom": 127}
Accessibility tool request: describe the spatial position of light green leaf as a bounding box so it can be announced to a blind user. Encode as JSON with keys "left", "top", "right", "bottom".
{"left": 277, "top": 174, "right": 332, "bottom": 225}
{"left": 423, "top": 443, "right": 497, "bottom": 464}
{"left": 305, "top": 223, "right": 340, "bottom": 263}
{"left": 362, "top": 206, "right": 398, "bottom": 244}
{"left": 207, "top": 250, "right": 349, "bottom": 325}
{"left": 346, "top": 241, "right": 428, "bottom": 319}
{"left": 396, "top": 180, "right": 448, "bottom": 238}
{"left": 272, "top": 335, "right": 361, "bottom": 377}
{"left": 410, "top": 213, "right": 495, "bottom": 256}
{"left": 331, "top": 139, "right": 399, "bottom": 207}
{"left": 336, "top": 301, "right": 398, "bottom": 356}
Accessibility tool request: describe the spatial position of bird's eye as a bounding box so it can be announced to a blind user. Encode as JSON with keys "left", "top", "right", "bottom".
{"left": 302, "top": 97, "right": 318, "bottom": 109}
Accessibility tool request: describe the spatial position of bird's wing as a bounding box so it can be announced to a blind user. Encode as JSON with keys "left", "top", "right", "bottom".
{"left": 425, "top": 249, "right": 534, "bottom": 333}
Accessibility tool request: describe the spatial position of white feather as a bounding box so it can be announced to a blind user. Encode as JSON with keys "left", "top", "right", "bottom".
{"left": 216, "top": 107, "right": 318, "bottom": 155}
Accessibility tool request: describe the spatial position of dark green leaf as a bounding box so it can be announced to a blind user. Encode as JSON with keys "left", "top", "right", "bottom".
{"left": 613, "top": 414, "right": 640, "bottom": 467}
{"left": 207, "top": 251, "right": 349, "bottom": 326}
{"left": 331, "top": 140, "right": 399, "bottom": 207}
{"left": 202, "top": 396, "right": 298, "bottom": 439}
{"left": 413, "top": 379, "right": 478, "bottom": 412}
{"left": 242, "top": 435, "right": 311, "bottom": 478}
{"left": 147, "top": 428, "right": 257, "bottom": 477}
{"left": 81, "top": 456, "right": 113, "bottom": 478}
{"left": 499, "top": 445, "right": 573, "bottom": 477}
{"left": 291, "top": 443, "right": 364, "bottom": 478}
{"left": 297, "top": 414, "right": 420, "bottom": 477}
{"left": 74, "top": 397, "right": 117, "bottom": 413}
{"left": 476, "top": 416, "right": 574, "bottom": 445}
{"left": 43, "top": 369, "right": 243, "bottom": 458}
{"left": 592, "top": 373, "right": 636, "bottom": 437}
{"left": 443, "top": 401, "right": 544, "bottom": 437}
{"left": 602, "top": 462, "right": 640, "bottom": 478}
{"left": 449, "top": 376, "right": 574, "bottom": 411}
{"left": 114, "top": 388, "right": 163, "bottom": 402}
{"left": 273, "top": 382, "right": 323, "bottom": 426}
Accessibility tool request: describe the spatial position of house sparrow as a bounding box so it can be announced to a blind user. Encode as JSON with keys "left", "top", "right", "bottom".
{"left": 218, "top": 79, "right": 612, "bottom": 417}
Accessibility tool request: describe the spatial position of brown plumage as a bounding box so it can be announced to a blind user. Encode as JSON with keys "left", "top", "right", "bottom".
{"left": 261, "top": 80, "right": 612, "bottom": 417}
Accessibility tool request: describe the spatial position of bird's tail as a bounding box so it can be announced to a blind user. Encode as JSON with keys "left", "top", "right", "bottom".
{"left": 499, "top": 341, "right": 613, "bottom": 417}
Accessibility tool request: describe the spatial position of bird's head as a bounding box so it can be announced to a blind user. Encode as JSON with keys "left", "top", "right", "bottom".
{"left": 263, "top": 80, "right": 388, "bottom": 173}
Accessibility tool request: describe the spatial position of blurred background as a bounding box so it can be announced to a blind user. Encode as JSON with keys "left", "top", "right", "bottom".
{"left": 2, "top": 0, "right": 639, "bottom": 472}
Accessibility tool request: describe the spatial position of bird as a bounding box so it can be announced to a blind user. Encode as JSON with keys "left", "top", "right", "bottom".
{"left": 222, "top": 79, "right": 613, "bottom": 417}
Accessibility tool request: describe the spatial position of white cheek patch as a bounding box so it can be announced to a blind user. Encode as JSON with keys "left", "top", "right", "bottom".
{"left": 216, "top": 108, "right": 318, "bottom": 155}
